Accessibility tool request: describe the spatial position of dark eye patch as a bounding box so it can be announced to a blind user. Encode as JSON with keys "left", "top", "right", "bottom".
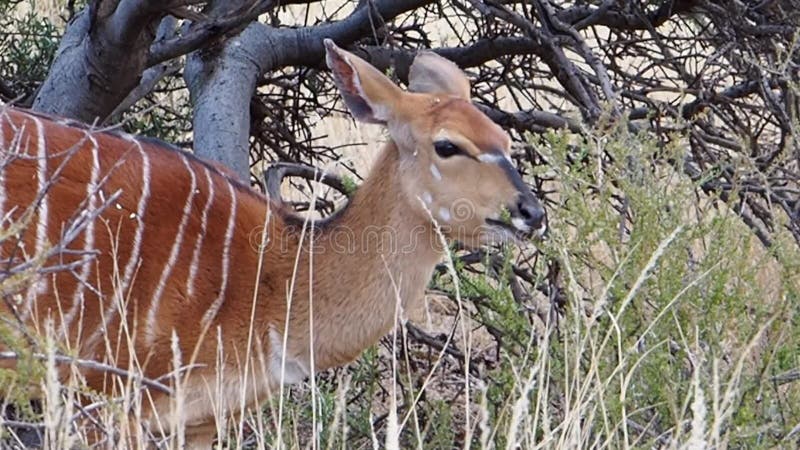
{"left": 434, "top": 140, "right": 464, "bottom": 158}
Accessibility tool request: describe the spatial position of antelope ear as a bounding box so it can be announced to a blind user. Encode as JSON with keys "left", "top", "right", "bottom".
{"left": 408, "top": 51, "right": 471, "bottom": 100}
{"left": 324, "top": 39, "right": 403, "bottom": 124}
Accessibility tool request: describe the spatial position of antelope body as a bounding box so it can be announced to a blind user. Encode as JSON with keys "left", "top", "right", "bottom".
{"left": 0, "top": 41, "right": 545, "bottom": 447}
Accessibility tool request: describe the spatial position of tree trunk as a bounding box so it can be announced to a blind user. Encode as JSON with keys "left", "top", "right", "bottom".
{"left": 184, "top": 28, "right": 262, "bottom": 181}
{"left": 185, "top": 0, "right": 433, "bottom": 182}
{"left": 32, "top": 5, "right": 159, "bottom": 123}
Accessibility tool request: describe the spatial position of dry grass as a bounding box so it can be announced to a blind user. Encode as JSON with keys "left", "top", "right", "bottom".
{"left": 2, "top": 2, "right": 799, "bottom": 449}
{"left": 1, "top": 121, "right": 799, "bottom": 450}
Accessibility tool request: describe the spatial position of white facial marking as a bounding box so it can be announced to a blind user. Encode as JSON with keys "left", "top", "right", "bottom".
{"left": 512, "top": 217, "right": 531, "bottom": 232}
{"left": 438, "top": 207, "right": 451, "bottom": 222}
{"left": 422, "top": 191, "right": 433, "bottom": 205}
{"left": 429, "top": 164, "right": 442, "bottom": 181}
{"left": 478, "top": 152, "right": 513, "bottom": 164}
{"left": 478, "top": 153, "right": 501, "bottom": 163}
{"left": 536, "top": 222, "right": 548, "bottom": 237}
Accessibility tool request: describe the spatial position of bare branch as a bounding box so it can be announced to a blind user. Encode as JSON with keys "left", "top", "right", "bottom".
{"left": 147, "top": 0, "right": 297, "bottom": 66}
{"left": 0, "top": 351, "right": 176, "bottom": 395}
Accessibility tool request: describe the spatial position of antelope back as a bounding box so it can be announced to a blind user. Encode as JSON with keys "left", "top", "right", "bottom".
{"left": 0, "top": 107, "right": 272, "bottom": 382}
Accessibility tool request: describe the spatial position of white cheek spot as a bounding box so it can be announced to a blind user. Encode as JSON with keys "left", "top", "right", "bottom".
{"left": 512, "top": 217, "right": 530, "bottom": 232}
{"left": 268, "top": 328, "right": 310, "bottom": 386}
{"left": 422, "top": 191, "right": 433, "bottom": 205}
{"left": 438, "top": 207, "right": 451, "bottom": 222}
{"left": 429, "top": 164, "right": 442, "bottom": 181}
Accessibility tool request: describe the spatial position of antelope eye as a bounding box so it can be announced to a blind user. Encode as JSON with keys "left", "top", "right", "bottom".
{"left": 434, "top": 140, "right": 463, "bottom": 158}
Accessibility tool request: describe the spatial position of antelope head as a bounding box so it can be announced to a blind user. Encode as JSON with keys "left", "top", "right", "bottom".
{"left": 324, "top": 40, "right": 546, "bottom": 246}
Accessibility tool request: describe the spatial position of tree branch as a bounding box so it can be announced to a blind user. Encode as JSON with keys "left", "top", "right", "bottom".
{"left": 0, "top": 351, "right": 176, "bottom": 395}
{"left": 147, "top": 0, "right": 309, "bottom": 67}
{"left": 557, "top": 0, "right": 699, "bottom": 30}
{"left": 186, "top": 0, "right": 435, "bottom": 180}
{"left": 0, "top": 79, "right": 17, "bottom": 102}
{"left": 108, "top": 16, "right": 180, "bottom": 119}
{"left": 32, "top": 2, "right": 164, "bottom": 122}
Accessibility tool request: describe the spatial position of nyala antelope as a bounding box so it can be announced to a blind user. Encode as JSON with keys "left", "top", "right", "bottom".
{"left": 0, "top": 40, "right": 545, "bottom": 447}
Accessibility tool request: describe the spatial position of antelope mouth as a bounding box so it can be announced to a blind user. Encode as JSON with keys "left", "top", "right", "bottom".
{"left": 485, "top": 217, "right": 546, "bottom": 242}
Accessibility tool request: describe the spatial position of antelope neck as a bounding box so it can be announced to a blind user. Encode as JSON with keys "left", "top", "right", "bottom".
{"left": 280, "top": 141, "right": 445, "bottom": 370}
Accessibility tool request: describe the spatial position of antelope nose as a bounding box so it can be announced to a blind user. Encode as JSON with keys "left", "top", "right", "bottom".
{"left": 517, "top": 196, "right": 545, "bottom": 231}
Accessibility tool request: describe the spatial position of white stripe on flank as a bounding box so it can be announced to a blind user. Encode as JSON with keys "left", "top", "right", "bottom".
{"left": 87, "top": 137, "right": 150, "bottom": 349}
{"left": 1, "top": 119, "right": 27, "bottom": 225}
{"left": 186, "top": 166, "right": 215, "bottom": 298}
{"left": 22, "top": 117, "right": 49, "bottom": 320}
{"left": 200, "top": 181, "right": 237, "bottom": 326}
{"left": 34, "top": 117, "right": 49, "bottom": 292}
{"left": 120, "top": 140, "right": 151, "bottom": 295}
{"left": 144, "top": 153, "right": 197, "bottom": 346}
{"left": 0, "top": 110, "right": 7, "bottom": 221}
{"left": 63, "top": 132, "right": 100, "bottom": 332}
